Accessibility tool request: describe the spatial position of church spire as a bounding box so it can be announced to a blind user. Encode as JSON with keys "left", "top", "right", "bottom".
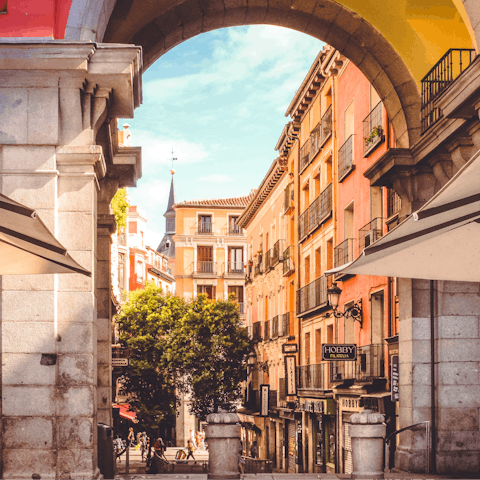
{"left": 164, "top": 175, "right": 175, "bottom": 215}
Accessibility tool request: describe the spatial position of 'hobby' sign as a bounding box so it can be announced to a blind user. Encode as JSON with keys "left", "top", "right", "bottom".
{"left": 322, "top": 344, "right": 357, "bottom": 361}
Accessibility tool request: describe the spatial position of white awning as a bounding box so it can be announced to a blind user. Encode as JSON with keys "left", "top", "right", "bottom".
{"left": 326, "top": 150, "right": 480, "bottom": 282}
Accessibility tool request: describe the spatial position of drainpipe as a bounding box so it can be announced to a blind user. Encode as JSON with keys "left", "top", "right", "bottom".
{"left": 430, "top": 280, "right": 436, "bottom": 473}
{"left": 297, "top": 141, "right": 302, "bottom": 374}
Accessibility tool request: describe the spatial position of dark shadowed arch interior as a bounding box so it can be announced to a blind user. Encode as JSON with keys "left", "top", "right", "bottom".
{"left": 103, "top": 0, "right": 421, "bottom": 148}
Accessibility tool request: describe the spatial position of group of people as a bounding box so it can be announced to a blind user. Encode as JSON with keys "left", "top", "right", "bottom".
{"left": 123, "top": 427, "right": 167, "bottom": 463}
{"left": 185, "top": 429, "right": 207, "bottom": 460}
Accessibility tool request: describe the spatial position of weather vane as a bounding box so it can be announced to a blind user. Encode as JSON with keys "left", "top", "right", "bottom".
{"left": 170, "top": 148, "right": 177, "bottom": 175}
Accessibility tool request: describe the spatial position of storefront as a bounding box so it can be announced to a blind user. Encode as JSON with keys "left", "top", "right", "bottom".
{"left": 337, "top": 395, "right": 362, "bottom": 474}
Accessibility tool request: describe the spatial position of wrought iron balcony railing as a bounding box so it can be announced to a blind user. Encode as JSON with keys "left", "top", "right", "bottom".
{"left": 271, "top": 239, "right": 284, "bottom": 267}
{"left": 299, "top": 207, "right": 310, "bottom": 241}
{"left": 283, "top": 246, "right": 295, "bottom": 276}
{"left": 225, "top": 262, "right": 245, "bottom": 275}
{"left": 237, "top": 302, "right": 245, "bottom": 315}
{"left": 193, "top": 261, "right": 217, "bottom": 275}
{"left": 253, "top": 321, "right": 263, "bottom": 342}
{"left": 245, "top": 263, "right": 253, "bottom": 284}
{"left": 284, "top": 183, "right": 294, "bottom": 214}
{"left": 359, "top": 217, "right": 384, "bottom": 251}
{"left": 363, "top": 102, "right": 384, "bottom": 155}
{"left": 338, "top": 134, "right": 354, "bottom": 181}
{"left": 299, "top": 183, "right": 332, "bottom": 242}
{"left": 264, "top": 249, "right": 273, "bottom": 272}
{"left": 421, "top": 48, "right": 476, "bottom": 133}
{"left": 271, "top": 315, "right": 279, "bottom": 339}
{"left": 197, "top": 222, "right": 213, "bottom": 234}
{"left": 281, "top": 311, "right": 293, "bottom": 337}
{"left": 330, "top": 344, "right": 385, "bottom": 382}
{"left": 297, "top": 275, "right": 330, "bottom": 315}
{"left": 264, "top": 320, "right": 270, "bottom": 341}
{"left": 297, "top": 363, "right": 329, "bottom": 390}
{"left": 228, "top": 224, "right": 243, "bottom": 235}
{"left": 254, "top": 253, "right": 263, "bottom": 277}
{"left": 334, "top": 238, "right": 355, "bottom": 268}
{"left": 299, "top": 139, "right": 311, "bottom": 173}
{"left": 320, "top": 104, "right": 333, "bottom": 145}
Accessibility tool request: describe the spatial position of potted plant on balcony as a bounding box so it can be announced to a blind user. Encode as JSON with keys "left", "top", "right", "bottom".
{"left": 364, "top": 125, "right": 383, "bottom": 146}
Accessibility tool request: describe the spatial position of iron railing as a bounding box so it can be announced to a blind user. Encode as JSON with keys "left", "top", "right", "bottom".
{"left": 197, "top": 222, "right": 213, "bottom": 234}
{"left": 265, "top": 249, "right": 273, "bottom": 272}
{"left": 297, "top": 363, "right": 328, "bottom": 390}
{"left": 300, "top": 183, "right": 333, "bottom": 242}
{"left": 284, "top": 184, "right": 292, "bottom": 213}
{"left": 194, "top": 261, "right": 217, "bottom": 274}
{"left": 237, "top": 302, "right": 245, "bottom": 315}
{"left": 245, "top": 263, "right": 253, "bottom": 283}
{"left": 253, "top": 322, "right": 263, "bottom": 342}
{"left": 228, "top": 224, "right": 243, "bottom": 235}
{"left": 271, "top": 315, "right": 279, "bottom": 338}
{"left": 272, "top": 239, "right": 284, "bottom": 266}
{"left": 254, "top": 254, "right": 263, "bottom": 277}
{"left": 330, "top": 344, "right": 385, "bottom": 382}
{"left": 297, "top": 275, "right": 330, "bottom": 315}
{"left": 281, "top": 312, "right": 292, "bottom": 337}
{"left": 421, "top": 48, "right": 476, "bottom": 133}
{"left": 363, "top": 102, "right": 383, "bottom": 155}
{"left": 359, "top": 217, "right": 384, "bottom": 251}
{"left": 338, "top": 134, "right": 354, "bottom": 181}
{"left": 283, "top": 246, "right": 295, "bottom": 276}
{"left": 320, "top": 104, "right": 333, "bottom": 145}
{"left": 334, "top": 238, "right": 355, "bottom": 268}
{"left": 264, "top": 320, "right": 270, "bottom": 341}
{"left": 387, "top": 188, "right": 402, "bottom": 218}
{"left": 298, "top": 207, "right": 310, "bottom": 240}
{"left": 225, "top": 262, "right": 245, "bottom": 275}
{"left": 299, "top": 139, "right": 311, "bottom": 172}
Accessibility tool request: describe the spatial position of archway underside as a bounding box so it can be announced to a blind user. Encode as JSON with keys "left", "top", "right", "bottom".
{"left": 102, "top": 0, "right": 474, "bottom": 149}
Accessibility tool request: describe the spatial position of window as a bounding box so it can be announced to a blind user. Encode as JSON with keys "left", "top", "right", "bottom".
{"left": 136, "top": 260, "right": 144, "bottom": 284}
{"left": 326, "top": 239, "right": 333, "bottom": 271}
{"left": 344, "top": 202, "right": 354, "bottom": 240}
{"left": 197, "top": 246, "right": 213, "bottom": 273}
{"left": 305, "top": 255, "right": 310, "bottom": 285}
{"left": 344, "top": 100, "right": 354, "bottom": 140}
{"left": 198, "top": 215, "right": 212, "bottom": 234}
{"left": 344, "top": 301, "right": 355, "bottom": 343}
{"left": 229, "top": 216, "right": 241, "bottom": 234}
{"left": 315, "top": 248, "right": 321, "bottom": 278}
{"left": 370, "top": 186, "right": 383, "bottom": 220}
{"left": 315, "top": 328, "right": 322, "bottom": 363}
{"left": 305, "top": 332, "right": 311, "bottom": 365}
{"left": 371, "top": 291, "right": 384, "bottom": 344}
{"left": 314, "top": 171, "right": 321, "bottom": 197}
{"left": 119, "top": 253, "right": 126, "bottom": 290}
{"left": 228, "top": 285, "right": 244, "bottom": 303}
{"left": 228, "top": 247, "right": 243, "bottom": 273}
{"left": 302, "top": 182, "right": 310, "bottom": 211}
{"left": 198, "top": 285, "right": 216, "bottom": 299}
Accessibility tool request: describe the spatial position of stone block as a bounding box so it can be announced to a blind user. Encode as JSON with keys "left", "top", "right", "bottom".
{"left": 399, "top": 360, "right": 412, "bottom": 385}
{"left": 3, "top": 321, "right": 55, "bottom": 353}
{"left": 3, "top": 417, "right": 54, "bottom": 448}
{"left": 57, "top": 416, "right": 94, "bottom": 448}
{"left": 58, "top": 354, "right": 95, "bottom": 385}
{"left": 0, "top": 273, "right": 54, "bottom": 291}
{"left": 28, "top": 87, "right": 58, "bottom": 144}
{"left": 97, "top": 363, "right": 111, "bottom": 387}
{"left": 97, "top": 386, "right": 111, "bottom": 409}
{"left": 97, "top": 339, "right": 111, "bottom": 364}
{"left": 438, "top": 361, "right": 480, "bottom": 385}
{"left": 412, "top": 362, "right": 431, "bottom": 386}
{"left": 1, "top": 174, "right": 56, "bottom": 210}
{"left": 1, "top": 290, "right": 54, "bottom": 321}
{"left": 436, "top": 449, "right": 480, "bottom": 474}
{"left": 437, "top": 315, "right": 479, "bottom": 339}
{"left": 0, "top": 88, "right": 28, "bottom": 144}
{"left": 96, "top": 316, "right": 111, "bottom": 342}
{"left": 358, "top": 53, "right": 382, "bottom": 88}
{"left": 56, "top": 448, "right": 94, "bottom": 478}
{"left": 57, "top": 323, "right": 95, "bottom": 354}
{"left": 437, "top": 430, "right": 480, "bottom": 451}
{"left": 3, "top": 353, "right": 56, "bottom": 386}
{"left": 437, "top": 280, "right": 480, "bottom": 294}
{"left": 57, "top": 291, "right": 95, "bottom": 323}
{"left": 97, "top": 289, "right": 111, "bottom": 318}
{"left": 3, "top": 385, "right": 55, "bottom": 416}
{"left": 58, "top": 176, "right": 96, "bottom": 212}
{"left": 439, "top": 291, "right": 480, "bottom": 316}
{"left": 438, "top": 339, "right": 480, "bottom": 362}
{"left": 438, "top": 407, "right": 479, "bottom": 431}
{"left": 3, "top": 145, "right": 56, "bottom": 171}
{"left": 399, "top": 384, "right": 412, "bottom": 408}
{"left": 3, "top": 448, "right": 55, "bottom": 479}
{"left": 96, "top": 259, "right": 111, "bottom": 289}
{"left": 97, "top": 407, "right": 111, "bottom": 425}
{"left": 412, "top": 384, "right": 430, "bottom": 408}
{"left": 57, "top": 211, "right": 94, "bottom": 251}
{"left": 412, "top": 317, "right": 431, "bottom": 340}
{"left": 340, "top": 39, "right": 367, "bottom": 67}
{"left": 56, "top": 386, "right": 95, "bottom": 416}
{"left": 437, "top": 385, "right": 480, "bottom": 408}
{"left": 56, "top": 251, "right": 94, "bottom": 292}
{"left": 411, "top": 407, "right": 431, "bottom": 424}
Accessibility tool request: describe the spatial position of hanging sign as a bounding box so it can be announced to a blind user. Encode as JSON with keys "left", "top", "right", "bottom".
{"left": 322, "top": 344, "right": 357, "bottom": 361}
{"left": 260, "top": 384, "right": 270, "bottom": 416}
{"left": 112, "top": 358, "right": 129, "bottom": 367}
{"left": 391, "top": 355, "right": 399, "bottom": 402}
{"left": 285, "top": 355, "right": 297, "bottom": 396}
{"left": 282, "top": 343, "right": 298, "bottom": 354}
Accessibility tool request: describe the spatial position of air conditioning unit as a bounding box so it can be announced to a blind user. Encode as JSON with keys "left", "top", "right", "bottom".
{"left": 364, "top": 229, "right": 380, "bottom": 248}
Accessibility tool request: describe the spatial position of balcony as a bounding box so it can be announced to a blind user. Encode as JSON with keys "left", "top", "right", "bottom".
{"left": 237, "top": 302, "right": 245, "bottom": 315}
{"left": 363, "top": 102, "right": 384, "bottom": 156}
{"left": 334, "top": 238, "right": 355, "bottom": 268}
{"left": 192, "top": 261, "right": 217, "bottom": 275}
{"left": 254, "top": 254, "right": 263, "bottom": 277}
{"left": 296, "top": 275, "right": 330, "bottom": 316}
{"left": 297, "top": 363, "right": 329, "bottom": 391}
{"left": 330, "top": 344, "right": 385, "bottom": 383}
{"left": 229, "top": 224, "right": 243, "bottom": 235}
{"left": 421, "top": 48, "right": 476, "bottom": 133}
{"left": 264, "top": 320, "right": 270, "bottom": 341}
{"left": 264, "top": 249, "right": 273, "bottom": 272}
{"left": 299, "top": 139, "right": 311, "bottom": 173}
{"left": 299, "top": 183, "right": 332, "bottom": 242}
{"left": 197, "top": 222, "right": 213, "bottom": 235}
{"left": 283, "top": 246, "right": 295, "bottom": 276}
{"left": 245, "top": 263, "right": 253, "bottom": 284}
{"left": 338, "top": 134, "right": 354, "bottom": 181}
{"left": 271, "top": 239, "right": 284, "bottom": 267}
{"left": 271, "top": 315, "right": 279, "bottom": 339}
{"left": 225, "top": 262, "right": 245, "bottom": 276}
{"left": 320, "top": 104, "right": 332, "bottom": 145}
{"left": 284, "top": 184, "right": 294, "bottom": 214}
{"left": 253, "top": 322, "right": 263, "bottom": 342}
{"left": 359, "top": 217, "right": 384, "bottom": 251}
{"left": 281, "top": 311, "right": 293, "bottom": 337}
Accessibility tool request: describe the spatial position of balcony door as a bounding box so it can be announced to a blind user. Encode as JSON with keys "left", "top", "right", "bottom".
{"left": 197, "top": 246, "right": 213, "bottom": 273}
{"left": 199, "top": 215, "right": 212, "bottom": 233}
{"left": 229, "top": 215, "right": 240, "bottom": 234}
{"left": 198, "top": 284, "right": 216, "bottom": 299}
{"left": 228, "top": 247, "right": 243, "bottom": 273}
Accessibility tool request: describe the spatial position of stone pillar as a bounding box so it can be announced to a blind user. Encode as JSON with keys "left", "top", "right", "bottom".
{"left": 349, "top": 410, "right": 386, "bottom": 479}
{"left": 0, "top": 43, "right": 141, "bottom": 479}
{"left": 205, "top": 411, "right": 241, "bottom": 480}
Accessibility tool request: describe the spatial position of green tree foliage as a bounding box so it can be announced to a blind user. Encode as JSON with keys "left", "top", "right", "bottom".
{"left": 115, "top": 283, "right": 187, "bottom": 437}
{"left": 167, "top": 294, "right": 252, "bottom": 418}
{"left": 111, "top": 187, "right": 129, "bottom": 228}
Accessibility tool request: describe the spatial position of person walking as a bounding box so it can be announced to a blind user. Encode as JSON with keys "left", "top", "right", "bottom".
{"left": 250, "top": 441, "right": 258, "bottom": 459}
{"left": 186, "top": 438, "right": 195, "bottom": 460}
{"left": 127, "top": 427, "right": 135, "bottom": 447}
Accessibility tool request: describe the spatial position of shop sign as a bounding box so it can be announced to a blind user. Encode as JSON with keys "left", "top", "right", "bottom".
{"left": 299, "top": 400, "right": 323, "bottom": 413}
{"left": 284, "top": 355, "right": 297, "bottom": 396}
{"left": 282, "top": 343, "right": 298, "bottom": 354}
{"left": 260, "top": 384, "right": 269, "bottom": 416}
{"left": 322, "top": 344, "right": 357, "bottom": 361}
{"left": 112, "top": 358, "right": 128, "bottom": 367}
{"left": 391, "top": 355, "right": 399, "bottom": 402}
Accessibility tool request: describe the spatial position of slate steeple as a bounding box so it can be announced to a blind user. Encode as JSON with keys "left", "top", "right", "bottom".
{"left": 156, "top": 173, "right": 176, "bottom": 258}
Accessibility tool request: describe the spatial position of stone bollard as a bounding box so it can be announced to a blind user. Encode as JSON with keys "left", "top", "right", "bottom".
{"left": 349, "top": 409, "right": 386, "bottom": 479}
{"left": 205, "top": 411, "right": 241, "bottom": 479}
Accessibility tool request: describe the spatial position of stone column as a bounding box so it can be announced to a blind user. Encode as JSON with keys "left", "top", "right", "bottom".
{"left": 0, "top": 42, "right": 141, "bottom": 479}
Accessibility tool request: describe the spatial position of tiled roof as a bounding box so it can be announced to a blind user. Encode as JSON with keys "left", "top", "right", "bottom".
{"left": 174, "top": 190, "right": 256, "bottom": 208}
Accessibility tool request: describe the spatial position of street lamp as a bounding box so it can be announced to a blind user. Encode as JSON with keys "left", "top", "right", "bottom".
{"left": 327, "top": 282, "right": 363, "bottom": 326}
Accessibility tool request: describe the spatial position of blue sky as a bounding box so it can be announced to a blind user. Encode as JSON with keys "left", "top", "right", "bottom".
{"left": 123, "top": 25, "right": 323, "bottom": 248}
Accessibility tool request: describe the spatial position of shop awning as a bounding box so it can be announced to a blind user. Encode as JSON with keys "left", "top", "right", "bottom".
{"left": 113, "top": 403, "right": 138, "bottom": 423}
{"left": 326, "top": 150, "right": 480, "bottom": 282}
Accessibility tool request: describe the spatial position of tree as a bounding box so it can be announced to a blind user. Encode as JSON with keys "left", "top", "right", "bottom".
{"left": 167, "top": 294, "right": 252, "bottom": 418}
{"left": 115, "top": 283, "right": 187, "bottom": 437}
{"left": 111, "top": 187, "right": 129, "bottom": 228}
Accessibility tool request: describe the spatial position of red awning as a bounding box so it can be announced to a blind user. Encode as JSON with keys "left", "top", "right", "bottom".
{"left": 113, "top": 403, "right": 138, "bottom": 423}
